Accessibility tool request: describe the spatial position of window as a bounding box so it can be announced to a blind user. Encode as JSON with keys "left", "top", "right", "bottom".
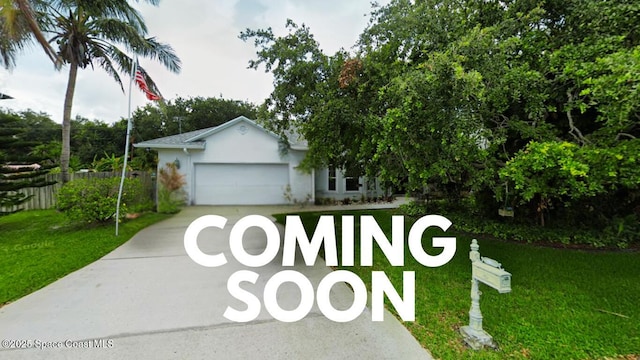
{"left": 328, "top": 168, "right": 337, "bottom": 191}
{"left": 344, "top": 168, "right": 360, "bottom": 191}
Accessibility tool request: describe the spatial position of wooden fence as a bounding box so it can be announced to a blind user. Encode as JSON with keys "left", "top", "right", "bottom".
{"left": 3, "top": 171, "right": 155, "bottom": 212}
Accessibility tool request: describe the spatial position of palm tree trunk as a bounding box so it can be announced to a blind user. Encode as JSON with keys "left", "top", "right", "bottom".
{"left": 61, "top": 61, "right": 78, "bottom": 183}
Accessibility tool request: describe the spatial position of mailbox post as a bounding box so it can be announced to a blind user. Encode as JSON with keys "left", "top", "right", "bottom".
{"left": 461, "top": 239, "right": 511, "bottom": 350}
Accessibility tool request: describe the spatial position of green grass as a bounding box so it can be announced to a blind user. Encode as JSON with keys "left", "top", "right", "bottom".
{"left": 275, "top": 210, "right": 640, "bottom": 360}
{"left": 0, "top": 210, "right": 171, "bottom": 305}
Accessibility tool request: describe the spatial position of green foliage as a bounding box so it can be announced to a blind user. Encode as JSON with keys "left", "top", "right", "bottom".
{"left": 3, "top": 96, "right": 258, "bottom": 175}
{"left": 57, "top": 177, "right": 152, "bottom": 223}
{"left": 72, "top": 116, "right": 126, "bottom": 168}
{"left": 91, "top": 152, "right": 129, "bottom": 172}
{"left": 40, "top": 0, "right": 181, "bottom": 182}
{"left": 0, "top": 109, "right": 60, "bottom": 144}
{"left": 399, "top": 200, "right": 638, "bottom": 248}
{"left": 501, "top": 140, "right": 640, "bottom": 204}
{"left": 245, "top": 0, "right": 640, "bottom": 227}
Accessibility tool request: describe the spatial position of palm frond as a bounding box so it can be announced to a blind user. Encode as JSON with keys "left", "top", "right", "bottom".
{"left": 90, "top": 17, "right": 148, "bottom": 47}
{"left": 50, "top": 0, "right": 147, "bottom": 34}
{"left": 136, "top": 37, "right": 181, "bottom": 74}
{"left": 135, "top": 0, "right": 160, "bottom": 5}
{"left": 90, "top": 16, "right": 180, "bottom": 75}
{"left": 0, "top": 0, "right": 59, "bottom": 68}
{"left": 90, "top": 42, "right": 125, "bottom": 92}
{"left": 15, "top": 0, "right": 57, "bottom": 64}
{"left": 97, "top": 56, "right": 125, "bottom": 92}
{"left": 106, "top": 44, "right": 163, "bottom": 99}
{"left": 104, "top": 43, "right": 134, "bottom": 77}
{"left": 0, "top": 2, "right": 29, "bottom": 67}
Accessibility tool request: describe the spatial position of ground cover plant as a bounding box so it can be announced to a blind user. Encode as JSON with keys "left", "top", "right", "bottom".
{"left": 275, "top": 209, "right": 640, "bottom": 359}
{"left": 0, "top": 210, "right": 170, "bottom": 306}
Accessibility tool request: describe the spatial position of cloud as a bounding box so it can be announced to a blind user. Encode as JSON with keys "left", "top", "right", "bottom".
{"left": 233, "top": 0, "right": 269, "bottom": 29}
{"left": 0, "top": 0, "right": 388, "bottom": 124}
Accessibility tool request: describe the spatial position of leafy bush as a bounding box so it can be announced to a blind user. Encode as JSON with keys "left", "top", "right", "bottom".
{"left": 499, "top": 140, "right": 640, "bottom": 226}
{"left": 91, "top": 152, "right": 129, "bottom": 172}
{"left": 57, "top": 177, "right": 152, "bottom": 223}
{"left": 123, "top": 177, "right": 154, "bottom": 214}
{"left": 399, "top": 200, "right": 638, "bottom": 248}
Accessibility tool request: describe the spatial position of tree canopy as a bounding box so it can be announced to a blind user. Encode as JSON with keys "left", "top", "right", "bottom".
{"left": 0, "top": 96, "right": 258, "bottom": 173}
{"left": 243, "top": 0, "right": 640, "bottom": 227}
{"left": 1, "top": 1, "right": 181, "bottom": 182}
{"left": 129, "top": 96, "right": 258, "bottom": 170}
{"left": 131, "top": 96, "right": 258, "bottom": 141}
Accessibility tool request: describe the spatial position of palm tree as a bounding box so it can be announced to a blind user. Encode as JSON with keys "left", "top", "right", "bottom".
{"left": 43, "top": 0, "right": 180, "bottom": 182}
{"left": 1, "top": 1, "right": 161, "bottom": 68}
{"left": 0, "top": 0, "right": 58, "bottom": 68}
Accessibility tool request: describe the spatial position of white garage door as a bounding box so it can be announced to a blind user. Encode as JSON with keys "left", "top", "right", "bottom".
{"left": 194, "top": 164, "right": 289, "bottom": 205}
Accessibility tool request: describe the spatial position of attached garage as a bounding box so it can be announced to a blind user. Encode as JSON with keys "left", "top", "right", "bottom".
{"left": 193, "top": 163, "right": 290, "bottom": 205}
{"left": 134, "top": 116, "right": 314, "bottom": 205}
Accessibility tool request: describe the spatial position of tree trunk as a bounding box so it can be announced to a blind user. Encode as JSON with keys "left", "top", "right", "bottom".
{"left": 60, "top": 61, "right": 78, "bottom": 183}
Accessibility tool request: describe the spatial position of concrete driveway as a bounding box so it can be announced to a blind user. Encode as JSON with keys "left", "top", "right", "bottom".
{"left": 0, "top": 205, "right": 433, "bottom": 359}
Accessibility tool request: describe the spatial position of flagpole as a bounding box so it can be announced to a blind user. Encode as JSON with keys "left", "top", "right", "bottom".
{"left": 115, "top": 56, "right": 137, "bottom": 236}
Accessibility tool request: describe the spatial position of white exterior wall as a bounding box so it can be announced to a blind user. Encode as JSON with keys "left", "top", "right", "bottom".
{"left": 314, "top": 168, "right": 384, "bottom": 201}
{"left": 286, "top": 149, "right": 314, "bottom": 204}
{"left": 156, "top": 120, "right": 312, "bottom": 205}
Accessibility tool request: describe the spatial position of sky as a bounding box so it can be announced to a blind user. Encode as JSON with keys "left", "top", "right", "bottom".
{"left": 0, "top": 0, "right": 387, "bottom": 124}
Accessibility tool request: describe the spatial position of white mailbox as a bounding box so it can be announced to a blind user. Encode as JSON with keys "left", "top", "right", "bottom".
{"left": 461, "top": 240, "right": 512, "bottom": 350}
{"left": 472, "top": 257, "right": 511, "bottom": 294}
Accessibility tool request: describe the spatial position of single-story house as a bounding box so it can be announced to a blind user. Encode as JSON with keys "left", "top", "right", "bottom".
{"left": 134, "top": 116, "right": 384, "bottom": 205}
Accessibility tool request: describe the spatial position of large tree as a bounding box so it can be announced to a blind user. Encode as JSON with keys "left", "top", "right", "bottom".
{"left": 43, "top": 0, "right": 180, "bottom": 182}
{"left": 244, "top": 0, "right": 640, "bottom": 226}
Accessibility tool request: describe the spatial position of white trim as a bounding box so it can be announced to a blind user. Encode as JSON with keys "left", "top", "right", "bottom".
{"left": 133, "top": 143, "right": 205, "bottom": 150}
{"left": 310, "top": 168, "right": 316, "bottom": 203}
{"left": 186, "top": 116, "right": 281, "bottom": 142}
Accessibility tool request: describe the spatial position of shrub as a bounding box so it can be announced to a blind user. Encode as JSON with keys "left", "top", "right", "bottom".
{"left": 57, "top": 177, "right": 152, "bottom": 223}
{"left": 399, "top": 200, "right": 638, "bottom": 248}
{"left": 123, "top": 177, "right": 155, "bottom": 214}
{"left": 157, "top": 162, "right": 186, "bottom": 214}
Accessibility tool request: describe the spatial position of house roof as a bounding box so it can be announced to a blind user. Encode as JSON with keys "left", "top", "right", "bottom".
{"left": 133, "top": 127, "right": 210, "bottom": 149}
{"left": 133, "top": 116, "right": 308, "bottom": 150}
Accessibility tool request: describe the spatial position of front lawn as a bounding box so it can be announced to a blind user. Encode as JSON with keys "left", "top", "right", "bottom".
{"left": 275, "top": 210, "right": 640, "bottom": 360}
{"left": 0, "top": 210, "right": 171, "bottom": 305}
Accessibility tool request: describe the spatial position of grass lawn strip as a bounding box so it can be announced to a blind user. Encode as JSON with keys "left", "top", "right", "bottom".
{"left": 274, "top": 210, "right": 640, "bottom": 360}
{"left": 0, "top": 210, "right": 171, "bottom": 306}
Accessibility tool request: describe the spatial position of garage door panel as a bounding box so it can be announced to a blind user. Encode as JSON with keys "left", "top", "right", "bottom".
{"left": 194, "top": 164, "right": 289, "bottom": 205}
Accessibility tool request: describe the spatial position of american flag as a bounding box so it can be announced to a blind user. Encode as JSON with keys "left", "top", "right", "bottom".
{"left": 134, "top": 64, "right": 161, "bottom": 101}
